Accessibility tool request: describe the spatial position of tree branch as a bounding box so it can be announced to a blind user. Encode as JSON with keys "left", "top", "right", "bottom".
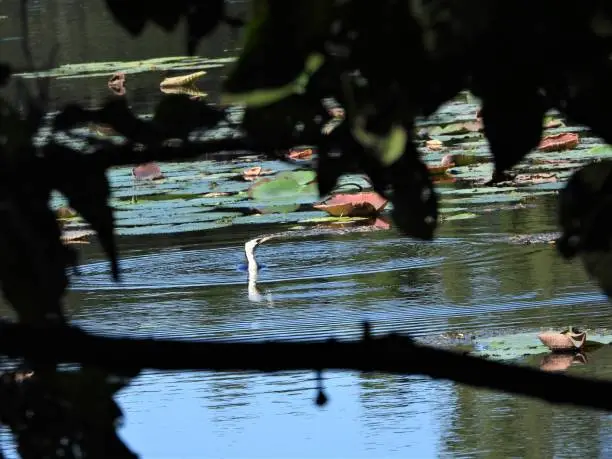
{"left": 3, "top": 320, "right": 612, "bottom": 411}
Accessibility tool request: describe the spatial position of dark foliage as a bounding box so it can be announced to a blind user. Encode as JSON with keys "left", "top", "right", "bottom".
{"left": 1, "top": 0, "right": 612, "bottom": 456}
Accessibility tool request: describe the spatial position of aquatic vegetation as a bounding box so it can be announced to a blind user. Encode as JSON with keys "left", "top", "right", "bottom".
{"left": 537, "top": 133, "right": 580, "bottom": 152}
{"left": 107, "top": 72, "right": 126, "bottom": 96}
{"left": 159, "top": 70, "right": 207, "bottom": 88}
{"left": 288, "top": 147, "right": 314, "bottom": 160}
{"left": 132, "top": 163, "right": 163, "bottom": 180}
{"left": 241, "top": 166, "right": 274, "bottom": 181}
{"left": 14, "top": 56, "right": 235, "bottom": 79}
{"left": 313, "top": 191, "right": 388, "bottom": 217}
{"left": 469, "top": 331, "right": 607, "bottom": 361}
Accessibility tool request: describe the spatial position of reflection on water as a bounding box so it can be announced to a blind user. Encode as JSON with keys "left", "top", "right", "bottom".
{"left": 3, "top": 0, "right": 612, "bottom": 457}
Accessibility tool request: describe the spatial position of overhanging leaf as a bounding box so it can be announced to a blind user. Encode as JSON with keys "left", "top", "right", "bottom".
{"left": 47, "top": 145, "right": 119, "bottom": 281}
{"left": 557, "top": 160, "right": 612, "bottom": 298}
{"left": 388, "top": 154, "right": 438, "bottom": 240}
{"left": 104, "top": 1, "right": 147, "bottom": 36}
{"left": 186, "top": 0, "right": 224, "bottom": 55}
{"left": 481, "top": 91, "right": 547, "bottom": 174}
{"left": 222, "top": 0, "right": 332, "bottom": 101}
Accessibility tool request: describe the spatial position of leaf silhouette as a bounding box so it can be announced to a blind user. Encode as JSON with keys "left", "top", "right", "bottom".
{"left": 54, "top": 98, "right": 163, "bottom": 145}
{"left": 104, "top": 1, "right": 147, "bottom": 36}
{"left": 153, "top": 95, "right": 225, "bottom": 139}
{"left": 222, "top": 0, "right": 331, "bottom": 98}
{"left": 480, "top": 91, "right": 547, "bottom": 174}
{"left": 0, "top": 62, "right": 10, "bottom": 87}
{"left": 186, "top": 0, "right": 224, "bottom": 55}
{"left": 558, "top": 160, "right": 612, "bottom": 298}
{"left": 388, "top": 154, "right": 438, "bottom": 240}
{"left": 316, "top": 146, "right": 342, "bottom": 197}
{"left": 562, "top": 65, "right": 612, "bottom": 146}
{"left": 353, "top": 136, "right": 437, "bottom": 240}
{"left": 46, "top": 145, "right": 119, "bottom": 281}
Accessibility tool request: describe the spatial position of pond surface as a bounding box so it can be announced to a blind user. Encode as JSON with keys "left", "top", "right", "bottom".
{"left": 3, "top": 1, "right": 612, "bottom": 458}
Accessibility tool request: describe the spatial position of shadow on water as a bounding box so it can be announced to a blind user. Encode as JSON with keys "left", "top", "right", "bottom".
{"left": 3, "top": 0, "right": 612, "bottom": 457}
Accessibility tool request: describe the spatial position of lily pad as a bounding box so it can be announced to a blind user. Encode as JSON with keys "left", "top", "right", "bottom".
{"left": 248, "top": 170, "right": 318, "bottom": 202}
{"left": 442, "top": 212, "right": 478, "bottom": 221}
{"left": 586, "top": 145, "right": 612, "bottom": 156}
{"left": 470, "top": 331, "right": 609, "bottom": 361}
{"left": 14, "top": 56, "right": 236, "bottom": 79}
{"left": 299, "top": 216, "right": 370, "bottom": 224}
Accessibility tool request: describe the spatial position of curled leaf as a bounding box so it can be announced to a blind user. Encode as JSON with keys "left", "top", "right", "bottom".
{"left": 159, "top": 71, "right": 206, "bottom": 88}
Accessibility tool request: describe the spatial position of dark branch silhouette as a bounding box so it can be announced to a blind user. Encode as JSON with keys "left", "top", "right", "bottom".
{"left": 1, "top": 321, "right": 612, "bottom": 412}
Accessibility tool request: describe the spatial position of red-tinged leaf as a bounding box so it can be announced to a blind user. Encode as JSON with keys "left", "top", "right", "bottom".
{"left": 132, "top": 163, "right": 163, "bottom": 181}
{"left": 427, "top": 165, "right": 451, "bottom": 176}
{"left": 242, "top": 166, "right": 274, "bottom": 181}
{"left": 288, "top": 148, "right": 314, "bottom": 160}
{"left": 537, "top": 133, "right": 579, "bottom": 152}
{"left": 313, "top": 191, "right": 388, "bottom": 217}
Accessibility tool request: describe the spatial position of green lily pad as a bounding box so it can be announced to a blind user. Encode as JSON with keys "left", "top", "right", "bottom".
{"left": 116, "top": 220, "right": 233, "bottom": 236}
{"left": 442, "top": 212, "right": 478, "bottom": 221}
{"left": 585, "top": 145, "right": 612, "bottom": 156}
{"left": 232, "top": 210, "right": 326, "bottom": 226}
{"left": 248, "top": 170, "right": 318, "bottom": 202}
{"left": 299, "top": 216, "right": 370, "bottom": 224}
{"left": 470, "top": 332, "right": 609, "bottom": 361}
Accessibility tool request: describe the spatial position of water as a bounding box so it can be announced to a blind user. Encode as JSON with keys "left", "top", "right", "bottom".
{"left": 53, "top": 196, "right": 612, "bottom": 458}
{"left": 3, "top": 1, "right": 612, "bottom": 458}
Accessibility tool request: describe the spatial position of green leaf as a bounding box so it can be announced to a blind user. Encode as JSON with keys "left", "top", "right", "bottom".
{"left": 248, "top": 171, "right": 317, "bottom": 202}
{"left": 586, "top": 145, "right": 612, "bottom": 156}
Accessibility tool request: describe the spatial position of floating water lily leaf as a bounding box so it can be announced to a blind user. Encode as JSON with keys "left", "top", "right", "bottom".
{"left": 425, "top": 139, "right": 444, "bottom": 151}
{"left": 248, "top": 170, "right": 317, "bottom": 201}
{"left": 279, "top": 170, "right": 317, "bottom": 185}
{"left": 242, "top": 166, "right": 275, "bottom": 181}
{"left": 586, "top": 145, "right": 612, "bottom": 156}
{"left": 442, "top": 212, "right": 478, "bottom": 221}
{"left": 288, "top": 148, "right": 314, "bottom": 160}
{"left": 299, "top": 215, "right": 370, "bottom": 224}
{"left": 233, "top": 210, "right": 324, "bottom": 226}
{"left": 14, "top": 56, "right": 235, "bottom": 79}
{"left": 428, "top": 121, "right": 482, "bottom": 136}
{"left": 428, "top": 165, "right": 451, "bottom": 176}
{"left": 313, "top": 191, "right": 388, "bottom": 217}
{"left": 132, "top": 163, "right": 163, "bottom": 181}
{"left": 543, "top": 116, "right": 564, "bottom": 129}
{"left": 537, "top": 133, "right": 579, "bottom": 152}
{"left": 470, "top": 331, "right": 608, "bottom": 362}
{"left": 254, "top": 204, "right": 301, "bottom": 214}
